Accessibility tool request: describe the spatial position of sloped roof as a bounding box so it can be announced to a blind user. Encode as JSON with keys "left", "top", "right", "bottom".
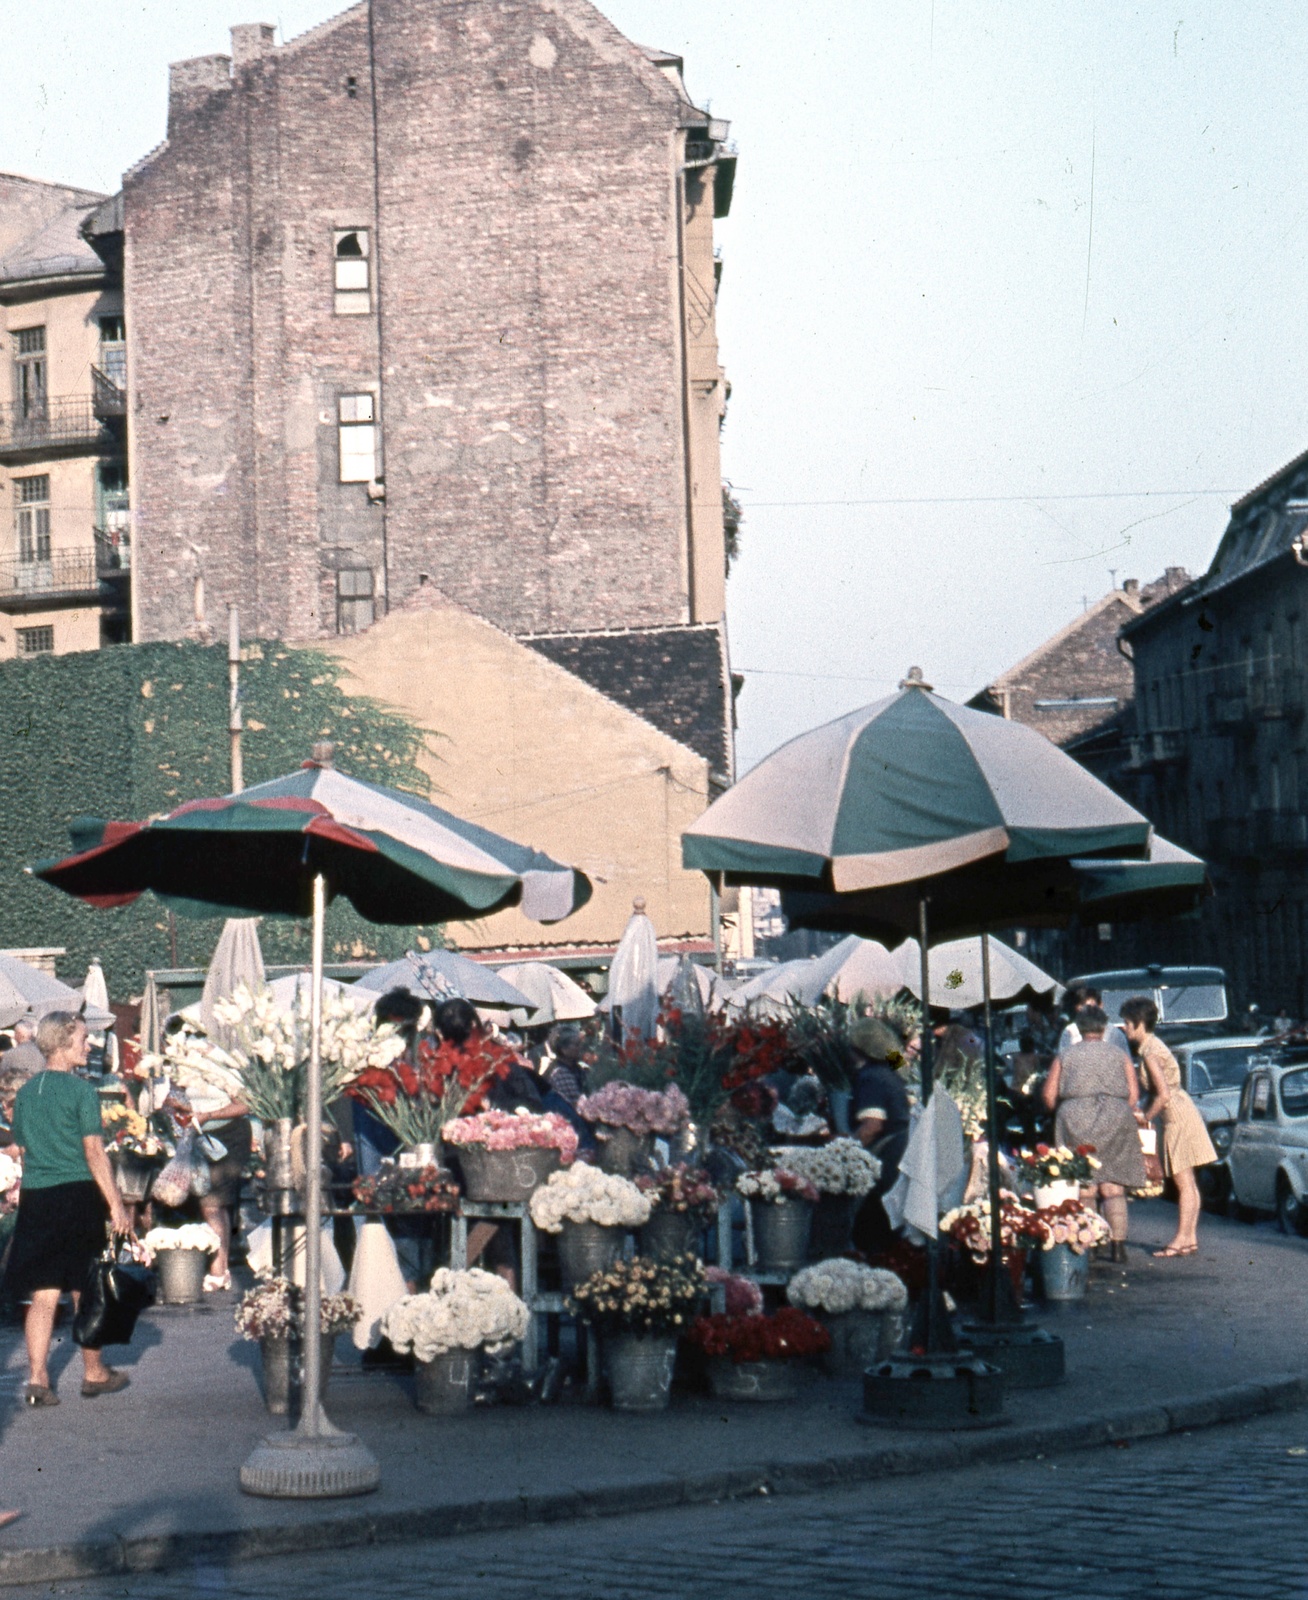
{"left": 0, "top": 173, "right": 105, "bottom": 290}
{"left": 976, "top": 589, "right": 1143, "bottom": 697}
{"left": 520, "top": 623, "right": 733, "bottom": 778}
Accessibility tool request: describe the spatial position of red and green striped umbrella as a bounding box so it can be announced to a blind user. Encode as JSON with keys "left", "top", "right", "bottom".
{"left": 33, "top": 756, "right": 591, "bottom": 927}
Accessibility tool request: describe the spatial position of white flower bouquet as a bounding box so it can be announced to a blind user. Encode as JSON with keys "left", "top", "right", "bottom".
{"left": 381, "top": 1269, "right": 529, "bottom": 1360}
{"left": 0, "top": 1150, "right": 21, "bottom": 1211}
{"left": 141, "top": 1222, "right": 220, "bottom": 1259}
{"left": 786, "top": 1259, "right": 908, "bottom": 1315}
{"left": 772, "top": 1138, "right": 882, "bottom": 1197}
{"left": 140, "top": 982, "right": 406, "bottom": 1123}
{"left": 735, "top": 1167, "right": 820, "bottom": 1205}
{"left": 528, "top": 1163, "right": 652, "bottom": 1233}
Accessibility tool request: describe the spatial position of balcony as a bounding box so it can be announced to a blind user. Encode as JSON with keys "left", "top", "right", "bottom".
{"left": 1125, "top": 731, "right": 1188, "bottom": 771}
{"left": 0, "top": 545, "right": 126, "bottom": 613}
{"left": 1250, "top": 671, "right": 1307, "bottom": 722}
{"left": 0, "top": 397, "right": 110, "bottom": 462}
{"left": 90, "top": 366, "right": 126, "bottom": 421}
{"left": 1209, "top": 689, "right": 1251, "bottom": 731}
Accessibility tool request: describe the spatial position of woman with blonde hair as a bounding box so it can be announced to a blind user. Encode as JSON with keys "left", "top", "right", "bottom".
{"left": 1119, "top": 996, "right": 1216, "bottom": 1258}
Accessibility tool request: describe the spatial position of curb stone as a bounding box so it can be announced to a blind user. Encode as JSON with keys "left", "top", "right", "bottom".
{"left": 3, "top": 1373, "right": 1307, "bottom": 1588}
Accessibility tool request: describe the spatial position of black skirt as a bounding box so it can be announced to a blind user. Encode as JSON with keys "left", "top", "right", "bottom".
{"left": 3, "top": 1180, "right": 106, "bottom": 1300}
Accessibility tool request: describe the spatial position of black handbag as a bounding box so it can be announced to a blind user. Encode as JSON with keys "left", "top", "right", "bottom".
{"left": 73, "top": 1237, "right": 157, "bottom": 1349}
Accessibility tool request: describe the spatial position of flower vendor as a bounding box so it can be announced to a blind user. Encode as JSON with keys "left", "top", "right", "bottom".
{"left": 847, "top": 1018, "right": 912, "bottom": 1256}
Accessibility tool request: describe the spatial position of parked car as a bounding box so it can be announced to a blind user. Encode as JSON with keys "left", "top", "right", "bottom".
{"left": 1171, "top": 1037, "right": 1266, "bottom": 1203}
{"left": 1067, "top": 965, "right": 1228, "bottom": 1043}
{"left": 1226, "top": 1059, "right": 1308, "bottom": 1233}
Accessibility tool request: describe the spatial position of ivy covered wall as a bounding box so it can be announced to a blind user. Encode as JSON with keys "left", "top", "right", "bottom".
{"left": 0, "top": 640, "right": 445, "bottom": 999}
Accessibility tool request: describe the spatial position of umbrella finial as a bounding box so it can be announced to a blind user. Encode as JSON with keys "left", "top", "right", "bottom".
{"left": 632, "top": 896, "right": 647, "bottom": 913}
{"left": 899, "top": 666, "right": 934, "bottom": 691}
{"left": 309, "top": 740, "right": 336, "bottom": 769}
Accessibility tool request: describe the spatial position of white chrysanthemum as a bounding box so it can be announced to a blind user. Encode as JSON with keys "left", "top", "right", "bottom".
{"left": 141, "top": 1222, "right": 220, "bottom": 1258}
{"left": 772, "top": 1138, "right": 882, "bottom": 1196}
{"left": 381, "top": 1269, "right": 529, "bottom": 1359}
{"left": 786, "top": 1259, "right": 908, "bottom": 1315}
{"left": 527, "top": 1164, "right": 651, "bottom": 1233}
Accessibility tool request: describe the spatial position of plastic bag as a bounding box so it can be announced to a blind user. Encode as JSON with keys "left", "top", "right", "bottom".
{"left": 152, "top": 1128, "right": 198, "bottom": 1207}
{"left": 73, "top": 1239, "right": 157, "bottom": 1349}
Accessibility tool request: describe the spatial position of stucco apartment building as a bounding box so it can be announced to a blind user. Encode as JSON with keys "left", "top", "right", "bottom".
{"left": 0, "top": 175, "right": 130, "bottom": 659}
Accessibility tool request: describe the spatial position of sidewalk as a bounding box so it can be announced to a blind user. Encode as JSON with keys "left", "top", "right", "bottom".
{"left": 2, "top": 1200, "right": 1306, "bottom": 1587}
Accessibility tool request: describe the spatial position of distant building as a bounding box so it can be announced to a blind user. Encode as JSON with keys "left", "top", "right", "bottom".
{"left": 0, "top": 175, "right": 130, "bottom": 659}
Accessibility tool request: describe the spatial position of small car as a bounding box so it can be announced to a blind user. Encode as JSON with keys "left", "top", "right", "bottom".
{"left": 1172, "top": 1036, "right": 1267, "bottom": 1201}
{"left": 1225, "top": 1060, "right": 1308, "bottom": 1233}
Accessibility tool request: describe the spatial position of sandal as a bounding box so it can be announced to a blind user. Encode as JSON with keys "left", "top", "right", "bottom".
{"left": 203, "top": 1272, "right": 232, "bottom": 1293}
{"left": 0, "top": 1512, "right": 21, "bottom": 1530}
{"left": 1152, "top": 1245, "right": 1197, "bottom": 1257}
{"left": 23, "top": 1384, "right": 58, "bottom": 1407}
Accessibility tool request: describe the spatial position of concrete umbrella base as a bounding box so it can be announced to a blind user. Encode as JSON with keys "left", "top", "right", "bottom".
{"left": 239, "top": 1430, "right": 381, "bottom": 1499}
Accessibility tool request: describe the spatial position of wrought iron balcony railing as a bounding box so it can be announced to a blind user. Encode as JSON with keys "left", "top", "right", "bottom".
{"left": 91, "top": 366, "right": 126, "bottom": 421}
{"left": 0, "top": 547, "right": 107, "bottom": 607}
{"left": 0, "top": 396, "right": 109, "bottom": 458}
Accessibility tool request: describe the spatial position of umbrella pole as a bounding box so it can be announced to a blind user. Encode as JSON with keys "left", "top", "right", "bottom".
{"left": 912, "top": 896, "right": 955, "bottom": 1355}
{"left": 981, "top": 933, "right": 1019, "bottom": 1326}
{"left": 240, "top": 873, "right": 380, "bottom": 1498}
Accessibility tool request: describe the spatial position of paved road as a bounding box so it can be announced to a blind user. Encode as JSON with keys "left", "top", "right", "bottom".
{"left": 36, "top": 1408, "right": 1308, "bottom": 1599}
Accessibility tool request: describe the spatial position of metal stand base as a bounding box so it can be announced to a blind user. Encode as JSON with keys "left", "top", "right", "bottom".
{"left": 239, "top": 1431, "right": 381, "bottom": 1499}
{"left": 859, "top": 1355, "right": 1006, "bottom": 1430}
{"left": 959, "top": 1322, "right": 1065, "bottom": 1389}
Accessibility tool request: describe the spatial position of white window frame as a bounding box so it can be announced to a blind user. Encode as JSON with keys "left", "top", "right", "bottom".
{"left": 338, "top": 392, "right": 378, "bottom": 483}
{"left": 333, "top": 230, "right": 371, "bottom": 315}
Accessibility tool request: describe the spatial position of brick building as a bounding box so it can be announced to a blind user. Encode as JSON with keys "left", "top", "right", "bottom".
{"left": 87, "top": 0, "right": 735, "bottom": 664}
{"left": 0, "top": 175, "right": 130, "bottom": 658}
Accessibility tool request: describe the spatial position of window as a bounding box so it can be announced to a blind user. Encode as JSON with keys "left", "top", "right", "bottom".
{"left": 333, "top": 230, "right": 371, "bottom": 315}
{"left": 13, "top": 327, "right": 46, "bottom": 418}
{"left": 15, "top": 475, "right": 51, "bottom": 565}
{"left": 1250, "top": 1074, "right": 1272, "bottom": 1120}
{"left": 1281, "top": 1069, "right": 1308, "bottom": 1119}
{"left": 337, "top": 568, "right": 375, "bottom": 633}
{"left": 98, "top": 316, "right": 126, "bottom": 387}
{"left": 16, "top": 626, "right": 53, "bottom": 656}
{"left": 338, "top": 393, "right": 378, "bottom": 482}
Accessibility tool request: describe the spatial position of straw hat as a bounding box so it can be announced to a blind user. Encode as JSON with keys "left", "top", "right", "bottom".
{"left": 848, "top": 1018, "right": 903, "bottom": 1063}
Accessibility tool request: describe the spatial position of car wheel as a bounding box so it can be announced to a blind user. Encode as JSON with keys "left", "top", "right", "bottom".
{"left": 1276, "top": 1180, "right": 1307, "bottom": 1237}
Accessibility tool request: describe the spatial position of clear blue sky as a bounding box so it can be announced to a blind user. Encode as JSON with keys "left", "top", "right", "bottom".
{"left": 6, "top": 2, "right": 1307, "bottom": 768}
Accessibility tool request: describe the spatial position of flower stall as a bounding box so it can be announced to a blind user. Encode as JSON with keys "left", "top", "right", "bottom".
{"left": 382, "top": 1269, "right": 530, "bottom": 1413}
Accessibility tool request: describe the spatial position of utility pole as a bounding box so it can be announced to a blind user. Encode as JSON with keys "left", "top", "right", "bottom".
{"left": 228, "top": 605, "right": 243, "bottom": 794}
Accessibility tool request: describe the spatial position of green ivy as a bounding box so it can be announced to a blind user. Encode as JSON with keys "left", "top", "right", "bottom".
{"left": 0, "top": 640, "right": 445, "bottom": 999}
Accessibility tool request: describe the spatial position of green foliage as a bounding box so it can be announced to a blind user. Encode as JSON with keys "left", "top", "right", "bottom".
{"left": 722, "top": 482, "right": 744, "bottom": 577}
{"left": 0, "top": 640, "right": 444, "bottom": 1000}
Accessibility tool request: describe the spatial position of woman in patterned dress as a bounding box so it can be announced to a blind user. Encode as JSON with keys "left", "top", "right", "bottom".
{"left": 1119, "top": 997, "right": 1216, "bottom": 1259}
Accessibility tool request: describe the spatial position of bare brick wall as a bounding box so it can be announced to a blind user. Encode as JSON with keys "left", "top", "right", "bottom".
{"left": 124, "top": 0, "right": 726, "bottom": 644}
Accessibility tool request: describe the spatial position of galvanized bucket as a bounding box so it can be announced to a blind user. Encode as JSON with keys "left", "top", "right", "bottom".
{"left": 414, "top": 1349, "right": 476, "bottom": 1415}
{"left": 458, "top": 1144, "right": 560, "bottom": 1203}
{"left": 638, "top": 1208, "right": 700, "bottom": 1263}
{"left": 557, "top": 1220, "right": 625, "bottom": 1292}
{"left": 706, "top": 1357, "right": 803, "bottom": 1402}
{"left": 154, "top": 1246, "right": 210, "bottom": 1305}
{"left": 752, "top": 1198, "right": 813, "bottom": 1274}
{"left": 1038, "top": 1242, "right": 1090, "bottom": 1302}
{"left": 605, "top": 1333, "right": 677, "bottom": 1411}
{"left": 821, "top": 1308, "right": 903, "bottom": 1378}
{"left": 260, "top": 1332, "right": 335, "bottom": 1416}
{"left": 593, "top": 1126, "right": 655, "bottom": 1179}
{"left": 111, "top": 1152, "right": 159, "bottom": 1204}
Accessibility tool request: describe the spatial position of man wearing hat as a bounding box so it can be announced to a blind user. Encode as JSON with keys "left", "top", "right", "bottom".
{"left": 848, "top": 1018, "right": 912, "bottom": 1256}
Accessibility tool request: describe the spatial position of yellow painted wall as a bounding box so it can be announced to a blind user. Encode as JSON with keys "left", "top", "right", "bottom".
{"left": 320, "top": 594, "right": 713, "bottom": 951}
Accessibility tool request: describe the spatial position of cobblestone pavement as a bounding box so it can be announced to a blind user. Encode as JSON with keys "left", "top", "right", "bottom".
{"left": 38, "top": 1408, "right": 1308, "bottom": 1600}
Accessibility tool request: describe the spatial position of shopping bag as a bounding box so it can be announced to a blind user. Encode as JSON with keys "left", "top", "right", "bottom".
{"left": 73, "top": 1239, "right": 157, "bottom": 1349}
{"left": 1134, "top": 1125, "right": 1165, "bottom": 1194}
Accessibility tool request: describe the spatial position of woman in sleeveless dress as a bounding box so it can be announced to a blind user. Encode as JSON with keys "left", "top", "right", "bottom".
{"left": 1120, "top": 996, "right": 1216, "bottom": 1259}
{"left": 1042, "top": 1005, "right": 1144, "bottom": 1264}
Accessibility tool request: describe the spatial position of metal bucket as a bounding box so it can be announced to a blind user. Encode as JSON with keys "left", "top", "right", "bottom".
{"left": 593, "top": 1127, "right": 654, "bottom": 1179}
{"left": 752, "top": 1198, "right": 813, "bottom": 1274}
{"left": 458, "top": 1144, "right": 560, "bottom": 1203}
{"left": 605, "top": 1333, "right": 677, "bottom": 1411}
{"left": 414, "top": 1350, "right": 475, "bottom": 1415}
{"left": 1033, "top": 1181, "right": 1081, "bottom": 1210}
{"left": 821, "top": 1309, "right": 903, "bottom": 1378}
{"left": 112, "top": 1152, "right": 158, "bottom": 1204}
{"left": 638, "top": 1209, "right": 700, "bottom": 1263}
{"left": 706, "top": 1356, "right": 803, "bottom": 1402}
{"left": 260, "top": 1332, "right": 335, "bottom": 1416}
{"left": 1038, "top": 1242, "right": 1090, "bottom": 1302}
{"left": 808, "top": 1193, "right": 857, "bottom": 1260}
{"left": 154, "top": 1247, "right": 210, "bottom": 1305}
{"left": 557, "top": 1221, "right": 625, "bottom": 1292}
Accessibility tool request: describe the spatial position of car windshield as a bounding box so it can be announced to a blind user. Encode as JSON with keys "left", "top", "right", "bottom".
{"left": 1281, "top": 1069, "right": 1308, "bottom": 1119}
{"left": 1186, "top": 1047, "right": 1259, "bottom": 1092}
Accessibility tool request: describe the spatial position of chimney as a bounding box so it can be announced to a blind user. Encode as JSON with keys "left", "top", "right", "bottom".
{"left": 231, "top": 23, "right": 276, "bottom": 68}
{"left": 1164, "top": 566, "right": 1190, "bottom": 591}
{"left": 168, "top": 54, "right": 232, "bottom": 135}
{"left": 1123, "top": 578, "right": 1140, "bottom": 596}
{"left": 310, "top": 740, "right": 336, "bottom": 769}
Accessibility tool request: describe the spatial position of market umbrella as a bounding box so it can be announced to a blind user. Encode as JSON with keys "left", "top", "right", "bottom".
{"left": 891, "top": 934, "right": 1061, "bottom": 1012}
{"left": 199, "top": 919, "right": 266, "bottom": 1048}
{"left": 81, "top": 957, "right": 110, "bottom": 1016}
{"left": 724, "top": 936, "right": 861, "bottom": 1014}
{"left": 33, "top": 743, "right": 591, "bottom": 1497}
{"left": 495, "top": 961, "right": 596, "bottom": 1026}
{"left": 606, "top": 898, "right": 660, "bottom": 1040}
{"left": 357, "top": 950, "right": 530, "bottom": 1011}
{"left": 0, "top": 952, "right": 115, "bottom": 1030}
{"left": 0, "top": 968, "right": 28, "bottom": 1032}
{"left": 828, "top": 938, "right": 910, "bottom": 1004}
{"left": 139, "top": 973, "right": 163, "bottom": 1056}
{"left": 1069, "top": 834, "right": 1210, "bottom": 922}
